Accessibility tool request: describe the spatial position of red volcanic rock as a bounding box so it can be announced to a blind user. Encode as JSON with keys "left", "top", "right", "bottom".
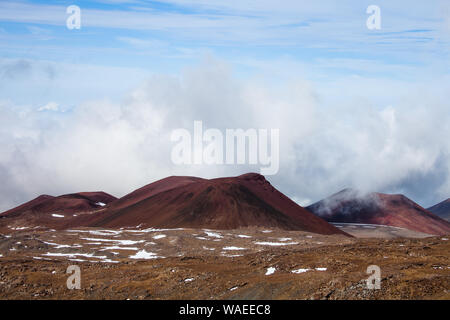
{"left": 0, "top": 192, "right": 117, "bottom": 218}
{"left": 307, "top": 189, "right": 450, "bottom": 236}
{"left": 106, "top": 176, "right": 205, "bottom": 212}
{"left": 0, "top": 195, "right": 54, "bottom": 218}
{"left": 427, "top": 199, "right": 450, "bottom": 221}
{"left": 79, "top": 173, "right": 348, "bottom": 235}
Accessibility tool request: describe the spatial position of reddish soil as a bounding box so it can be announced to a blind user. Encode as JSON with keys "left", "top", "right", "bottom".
{"left": 306, "top": 189, "right": 450, "bottom": 236}
{"left": 0, "top": 174, "right": 347, "bottom": 236}
{"left": 0, "top": 192, "right": 116, "bottom": 218}
{"left": 78, "top": 173, "right": 347, "bottom": 235}
{"left": 0, "top": 192, "right": 117, "bottom": 231}
{"left": 0, "top": 177, "right": 448, "bottom": 300}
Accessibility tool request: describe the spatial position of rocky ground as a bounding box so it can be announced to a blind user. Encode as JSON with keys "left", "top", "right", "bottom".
{"left": 0, "top": 226, "right": 448, "bottom": 300}
{"left": 332, "top": 223, "right": 433, "bottom": 238}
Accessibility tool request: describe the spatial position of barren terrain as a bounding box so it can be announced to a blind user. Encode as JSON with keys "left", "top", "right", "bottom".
{"left": 0, "top": 226, "right": 448, "bottom": 300}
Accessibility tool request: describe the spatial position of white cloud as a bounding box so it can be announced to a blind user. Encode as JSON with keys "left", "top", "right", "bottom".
{"left": 0, "top": 57, "right": 151, "bottom": 107}
{"left": 38, "top": 102, "right": 59, "bottom": 112}
{"left": 0, "top": 57, "right": 449, "bottom": 213}
{"left": 116, "top": 37, "right": 168, "bottom": 49}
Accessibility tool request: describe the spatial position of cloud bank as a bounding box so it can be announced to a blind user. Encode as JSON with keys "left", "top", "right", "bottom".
{"left": 0, "top": 57, "right": 449, "bottom": 211}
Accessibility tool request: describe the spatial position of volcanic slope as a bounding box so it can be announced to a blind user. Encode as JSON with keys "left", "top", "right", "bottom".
{"left": 306, "top": 189, "right": 450, "bottom": 236}
{"left": 78, "top": 173, "right": 348, "bottom": 235}
{"left": 427, "top": 199, "right": 450, "bottom": 222}
{"left": 0, "top": 192, "right": 117, "bottom": 230}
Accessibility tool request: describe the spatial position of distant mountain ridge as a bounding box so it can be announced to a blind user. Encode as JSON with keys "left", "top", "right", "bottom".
{"left": 427, "top": 199, "right": 450, "bottom": 222}
{"left": 0, "top": 192, "right": 117, "bottom": 218}
{"left": 0, "top": 174, "right": 348, "bottom": 236}
{"left": 306, "top": 189, "right": 450, "bottom": 236}
{"left": 78, "top": 173, "right": 348, "bottom": 235}
{"left": 3, "top": 178, "right": 449, "bottom": 236}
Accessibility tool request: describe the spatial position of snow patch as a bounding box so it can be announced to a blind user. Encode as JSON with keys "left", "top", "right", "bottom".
{"left": 10, "top": 226, "right": 29, "bottom": 230}
{"left": 254, "top": 241, "right": 298, "bottom": 246}
{"left": 89, "top": 230, "right": 122, "bottom": 236}
{"left": 205, "top": 231, "right": 223, "bottom": 238}
{"left": 265, "top": 267, "right": 276, "bottom": 275}
{"left": 292, "top": 268, "right": 310, "bottom": 274}
{"left": 42, "top": 252, "right": 107, "bottom": 259}
{"left": 100, "top": 258, "right": 119, "bottom": 263}
{"left": 125, "top": 227, "right": 184, "bottom": 233}
{"left": 80, "top": 237, "right": 144, "bottom": 245}
{"left": 129, "top": 249, "right": 163, "bottom": 260}
{"left": 221, "top": 253, "right": 243, "bottom": 257}
{"left": 100, "top": 246, "right": 139, "bottom": 251}
{"left": 43, "top": 241, "right": 82, "bottom": 249}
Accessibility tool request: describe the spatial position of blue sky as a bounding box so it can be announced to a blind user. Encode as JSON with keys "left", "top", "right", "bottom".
{"left": 0, "top": 0, "right": 448, "bottom": 107}
{"left": 1, "top": 1, "right": 448, "bottom": 73}
{"left": 0, "top": 0, "right": 450, "bottom": 210}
